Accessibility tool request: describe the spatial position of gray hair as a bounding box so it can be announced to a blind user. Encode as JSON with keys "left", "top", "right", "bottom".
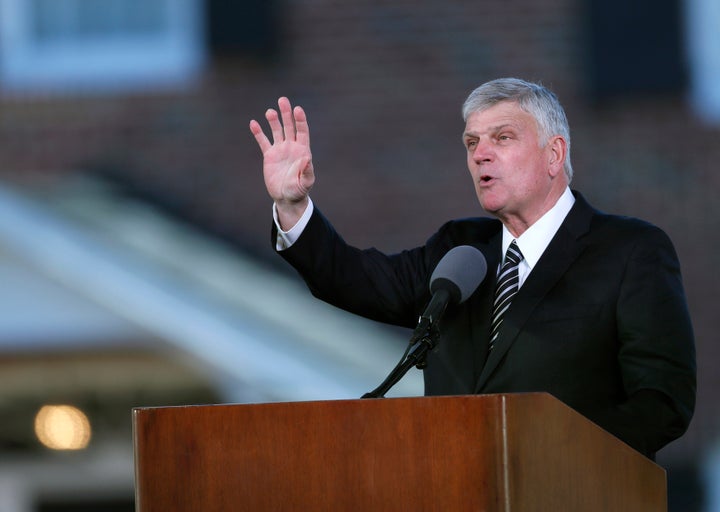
{"left": 462, "top": 78, "right": 573, "bottom": 182}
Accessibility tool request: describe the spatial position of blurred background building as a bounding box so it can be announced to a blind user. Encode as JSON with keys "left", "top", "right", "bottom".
{"left": 0, "top": 0, "right": 717, "bottom": 510}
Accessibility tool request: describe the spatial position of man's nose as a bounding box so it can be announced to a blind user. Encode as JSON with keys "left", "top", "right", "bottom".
{"left": 472, "top": 141, "right": 494, "bottom": 163}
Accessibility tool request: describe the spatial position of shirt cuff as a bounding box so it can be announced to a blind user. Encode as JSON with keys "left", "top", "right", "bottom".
{"left": 273, "top": 198, "right": 314, "bottom": 251}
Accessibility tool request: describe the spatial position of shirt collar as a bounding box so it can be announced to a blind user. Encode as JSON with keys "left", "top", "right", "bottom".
{"left": 501, "top": 187, "right": 575, "bottom": 270}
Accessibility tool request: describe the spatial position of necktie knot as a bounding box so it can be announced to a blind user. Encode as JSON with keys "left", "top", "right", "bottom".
{"left": 504, "top": 240, "right": 523, "bottom": 266}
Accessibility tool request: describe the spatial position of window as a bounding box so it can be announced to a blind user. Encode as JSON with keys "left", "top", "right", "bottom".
{"left": 584, "top": 0, "right": 687, "bottom": 101}
{"left": 0, "top": 0, "right": 205, "bottom": 94}
{"left": 686, "top": 0, "right": 720, "bottom": 122}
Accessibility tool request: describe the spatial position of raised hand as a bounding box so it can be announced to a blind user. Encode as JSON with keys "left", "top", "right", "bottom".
{"left": 250, "top": 97, "right": 315, "bottom": 229}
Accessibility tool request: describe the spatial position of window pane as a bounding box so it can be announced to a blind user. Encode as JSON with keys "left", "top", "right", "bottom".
{"left": 687, "top": 0, "right": 720, "bottom": 122}
{"left": 31, "top": 0, "right": 169, "bottom": 43}
{"left": 0, "top": 0, "right": 205, "bottom": 93}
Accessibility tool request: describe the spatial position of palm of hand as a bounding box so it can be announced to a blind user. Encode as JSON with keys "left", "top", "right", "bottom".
{"left": 263, "top": 139, "right": 314, "bottom": 204}
{"left": 250, "top": 97, "right": 315, "bottom": 206}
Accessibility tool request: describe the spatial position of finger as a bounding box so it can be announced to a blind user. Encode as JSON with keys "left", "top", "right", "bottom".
{"left": 290, "top": 156, "right": 314, "bottom": 196}
{"left": 278, "top": 97, "right": 295, "bottom": 141}
{"left": 294, "top": 106, "right": 311, "bottom": 147}
{"left": 249, "top": 119, "right": 272, "bottom": 153}
{"left": 297, "top": 158, "right": 315, "bottom": 195}
{"left": 265, "top": 108, "right": 283, "bottom": 144}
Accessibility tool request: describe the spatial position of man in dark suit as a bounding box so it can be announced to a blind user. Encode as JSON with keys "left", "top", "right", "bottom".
{"left": 249, "top": 78, "right": 695, "bottom": 459}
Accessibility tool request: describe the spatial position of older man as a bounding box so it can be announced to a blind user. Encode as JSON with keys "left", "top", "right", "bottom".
{"left": 249, "top": 78, "right": 695, "bottom": 459}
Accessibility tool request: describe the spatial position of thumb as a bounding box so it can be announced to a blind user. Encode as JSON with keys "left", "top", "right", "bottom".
{"left": 296, "top": 157, "right": 315, "bottom": 195}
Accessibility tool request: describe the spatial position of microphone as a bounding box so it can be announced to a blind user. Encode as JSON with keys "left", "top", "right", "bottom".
{"left": 410, "top": 245, "right": 487, "bottom": 343}
{"left": 362, "top": 245, "right": 487, "bottom": 398}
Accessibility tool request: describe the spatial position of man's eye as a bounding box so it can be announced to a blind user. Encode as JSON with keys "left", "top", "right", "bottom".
{"left": 466, "top": 140, "right": 477, "bottom": 149}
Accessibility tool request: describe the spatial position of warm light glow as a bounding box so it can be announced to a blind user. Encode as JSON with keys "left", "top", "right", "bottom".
{"left": 34, "top": 404, "right": 92, "bottom": 450}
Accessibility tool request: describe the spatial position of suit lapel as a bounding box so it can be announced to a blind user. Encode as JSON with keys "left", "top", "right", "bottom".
{"left": 474, "top": 192, "right": 595, "bottom": 392}
{"left": 468, "top": 233, "right": 503, "bottom": 376}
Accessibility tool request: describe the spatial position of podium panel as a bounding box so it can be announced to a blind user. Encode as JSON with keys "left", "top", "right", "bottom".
{"left": 133, "top": 393, "right": 666, "bottom": 511}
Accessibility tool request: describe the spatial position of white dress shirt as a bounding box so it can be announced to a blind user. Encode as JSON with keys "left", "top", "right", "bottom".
{"left": 502, "top": 187, "right": 575, "bottom": 287}
{"left": 274, "top": 198, "right": 315, "bottom": 251}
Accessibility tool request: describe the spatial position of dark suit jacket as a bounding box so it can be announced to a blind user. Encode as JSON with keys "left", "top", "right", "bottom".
{"left": 277, "top": 191, "right": 696, "bottom": 459}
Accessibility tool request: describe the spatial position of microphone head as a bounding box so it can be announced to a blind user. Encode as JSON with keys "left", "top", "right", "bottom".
{"left": 429, "top": 245, "right": 487, "bottom": 304}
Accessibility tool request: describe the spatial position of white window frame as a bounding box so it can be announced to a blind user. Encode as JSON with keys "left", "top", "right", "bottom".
{"left": 0, "top": 0, "right": 205, "bottom": 94}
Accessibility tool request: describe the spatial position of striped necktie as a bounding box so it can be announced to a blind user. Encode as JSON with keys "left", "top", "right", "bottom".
{"left": 489, "top": 240, "right": 523, "bottom": 351}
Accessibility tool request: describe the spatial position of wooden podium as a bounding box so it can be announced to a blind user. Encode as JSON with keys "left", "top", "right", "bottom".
{"left": 133, "top": 393, "right": 666, "bottom": 511}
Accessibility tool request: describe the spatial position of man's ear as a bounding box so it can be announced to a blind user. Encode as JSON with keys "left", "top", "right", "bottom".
{"left": 547, "top": 135, "right": 567, "bottom": 177}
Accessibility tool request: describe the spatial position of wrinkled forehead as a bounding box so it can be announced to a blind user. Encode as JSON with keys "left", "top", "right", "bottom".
{"left": 465, "top": 101, "right": 539, "bottom": 131}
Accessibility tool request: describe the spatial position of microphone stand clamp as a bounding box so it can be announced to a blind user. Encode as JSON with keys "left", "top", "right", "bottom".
{"left": 361, "top": 322, "right": 440, "bottom": 399}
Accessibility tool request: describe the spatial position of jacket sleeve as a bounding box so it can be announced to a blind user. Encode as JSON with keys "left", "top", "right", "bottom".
{"left": 275, "top": 207, "right": 435, "bottom": 328}
{"left": 610, "top": 224, "right": 696, "bottom": 455}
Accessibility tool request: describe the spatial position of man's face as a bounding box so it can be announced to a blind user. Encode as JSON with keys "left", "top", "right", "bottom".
{"left": 463, "top": 101, "right": 566, "bottom": 234}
